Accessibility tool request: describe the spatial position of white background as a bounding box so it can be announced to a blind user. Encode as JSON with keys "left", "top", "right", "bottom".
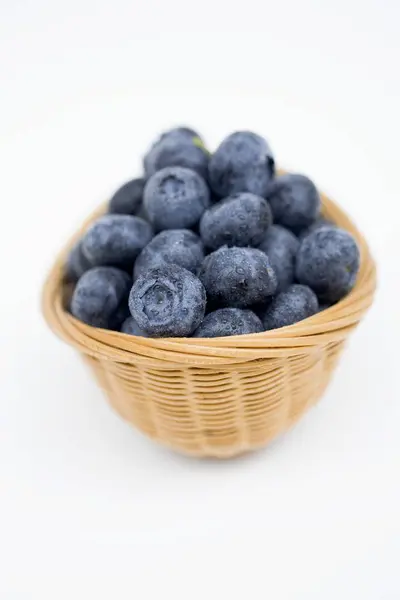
{"left": 1, "top": 0, "right": 400, "bottom": 598}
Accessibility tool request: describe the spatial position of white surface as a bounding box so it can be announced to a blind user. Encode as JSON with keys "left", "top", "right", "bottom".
{"left": 1, "top": 0, "right": 400, "bottom": 598}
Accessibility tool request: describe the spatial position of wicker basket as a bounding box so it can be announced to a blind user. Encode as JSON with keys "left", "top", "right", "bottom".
{"left": 42, "top": 187, "right": 377, "bottom": 458}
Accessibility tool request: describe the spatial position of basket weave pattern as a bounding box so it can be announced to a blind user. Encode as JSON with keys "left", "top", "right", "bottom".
{"left": 42, "top": 190, "right": 376, "bottom": 457}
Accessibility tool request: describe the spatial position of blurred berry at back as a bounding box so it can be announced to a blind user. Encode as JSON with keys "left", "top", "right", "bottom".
{"left": 267, "top": 173, "right": 320, "bottom": 234}
{"left": 65, "top": 240, "right": 92, "bottom": 282}
{"left": 208, "top": 131, "right": 275, "bottom": 198}
{"left": 108, "top": 178, "right": 145, "bottom": 215}
{"left": 143, "top": 127, "right": 209, "bottom": 180}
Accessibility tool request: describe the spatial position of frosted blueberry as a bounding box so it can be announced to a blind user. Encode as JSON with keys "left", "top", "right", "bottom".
{"left": 193, "top": 308, "right": 263, "bottom": 338}
{"left": 208, "top": 131, "right": 275, "bottom": 198}
{"left": 108, "top": 178, "right": 145, "bottom": 215}
{"left": 129, "top": 264, "right": 206, "bottom": 337}
{"left": 198, "top": 246, "right": 277, "bottom": 308}
{"left": 258, "top": 225, "right": 300, "bottom": 293}
{"left": 133, "top": 229, "right": 204, "bottom": 279}
{"left": 121, "top": 316, "right": 148, "bottom": 337}
{"left": 82, "top": 214, "right": 153, "bottom": 269}
{"left": 266, "top": 173, "right": 320, "bottom": 234}
{"left": 143, "top": 166, "right": 210, "bottom": 231}
{"left": 296, "top": 226, "right": 360, "bottom": 303}
{"left": 262, "top": 284, "right": 319, "bottom": 330}
{"left": 199, "top": 193, "right": 272, "bottom": 250}
{"left": 143, "top": 127, "right": 209, "bottom": 179}
{"left": 65, "top": 240, "right": 92, "bottom": 281}
{"left": 70, "top": 267, "right": 131, "bottom": 329}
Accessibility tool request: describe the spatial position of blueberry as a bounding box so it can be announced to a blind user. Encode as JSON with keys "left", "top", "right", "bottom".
{"left": 298, "top": 216, "right": 336, "bottom": 240}
{"left": 318, "top": 303, "right": 331, "bottom": 312}
{"left": 70, "top": 267, "right": 132, "bottom": 329}
{"left": 258, "top": 225, "right": 300, "bottom": 293}
{"left": 111, "top": 302, "right": 131, "bottom": 329}
{"left": 108, "top": 178, "right": 145, "bottom": 215}
{"left": 262, "top": 284, "right": 319, "bottom": 330}
{"left": 296, "top": 226, "right": 360, "bottom": 303}
{"left": 133, "top": 229, "right": 204, "bottom": 279}
{"left": 208, "top": 131, "right": 275, "bottom": 198}
{"left": 266, "top": 173, "right": 321, "bottom": 234}
{"left": 199, "top": 193, "right": 272, "bottom": 250}
{"left": 143, "top": 166, "right": 210, "bottom": 231}
{"left": 82, "top": 214, "right": 153, "bottom": 270}
{"left": 129, "top": 264, "right": 206, "bottom": 337}
{"left": 121, "top": 316, "right": 148, "bottom": 337}
{"left": 193, "top": 308, "right": 263, "bottom": 338}
{"left": 65, "top": 240, "right": 92, "bottom": 281}
{"left": 143, "top": 127, "right": 209, "bottom": 179}
{"left": 198, "top": 246, "right": 277, "bottom": 308}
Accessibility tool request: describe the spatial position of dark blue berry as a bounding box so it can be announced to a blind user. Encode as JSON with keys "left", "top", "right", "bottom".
{"left": 70, "top": 267, "right": 131, "bottom": 329}
{"left": 193, "top": 308, "right": 263, "bottom": 338}
{"left": 143, "top": 166, "right": 210, "bottom": 231}
{"left": 208, "top": 131, "right": 275, "bottom": 198}
{"left": 65, "top": 240, "right": 92, "bottom": 281}
{"left": 110, "top": 302, "right": 131, "bottom": 330}
{"left": 129, "top": 264, "right": 206, "bottom": 337}
{"left": 108, "top": 178, "right": 145, "bottom": 215}
{"left": 318, "top": 303, "right": 331, "bottom": 312}
{"left": 258, "top": 225, "right": 300, "bottom": 293}
{"left": 143, "top": 127, "right": 209, "bottom": 180}
{"left": 199, "top": 193, "right": 272, "bottom": 250}
{"left": 296, "top": 226, "right": 360, "bottom": 303}
{"left": 133, "top": 229, "right": 204, "bottom": 279}
{"left": 82, "top": 214, "right": 153, "bottom": 270}
{"left": 262, "top": 284, "right": 319, "bottom": 330}
{"left": 266, "top": 173, "right": 321, "bottom": 234}
{"left": 121, "top": 316, "right": 148, "bottom": 337}
{"left": 298, "top": 216, "right": 336, "bottom": 240}
{"left": 198, "top": 246, "right": 277, "bottom": 308}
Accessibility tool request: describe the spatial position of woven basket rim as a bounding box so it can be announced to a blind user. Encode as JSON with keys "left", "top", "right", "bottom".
{"left": 42, "top": 182, "right": 377, "bottom": 367}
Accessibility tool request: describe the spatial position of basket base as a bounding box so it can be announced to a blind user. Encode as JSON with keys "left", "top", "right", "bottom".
{"left": 80, "top": 342, "right": 344, "bottom": 458}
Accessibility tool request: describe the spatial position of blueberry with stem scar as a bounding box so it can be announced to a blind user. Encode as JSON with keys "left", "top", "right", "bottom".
{"left": 129, "top": 264, "right": 206, "bottom": 337}
{"left": 143, "top": 166, "right": 210, "bottom": 231}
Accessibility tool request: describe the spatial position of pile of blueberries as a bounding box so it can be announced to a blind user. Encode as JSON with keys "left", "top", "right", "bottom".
{"left": 66, "top": 128, "right": 360, "bottom": 338}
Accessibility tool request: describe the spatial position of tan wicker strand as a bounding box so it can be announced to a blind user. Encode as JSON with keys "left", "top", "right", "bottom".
{"left": 42, "top": 185, "right": 377, "bottom": 458}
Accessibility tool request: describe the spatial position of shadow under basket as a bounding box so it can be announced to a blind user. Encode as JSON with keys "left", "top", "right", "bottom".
{"left": 42, "top": 189, "right": 377, "bottom": 458}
